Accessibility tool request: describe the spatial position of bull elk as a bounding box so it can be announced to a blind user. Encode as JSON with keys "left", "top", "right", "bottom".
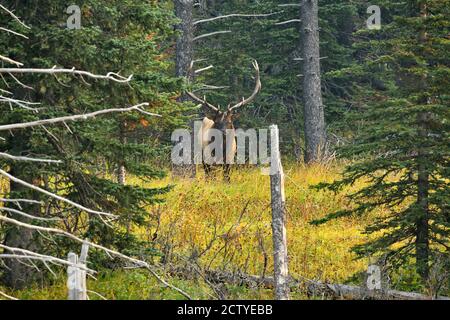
{"left": 187, "top": 60, "right": 261, "bottom": 182}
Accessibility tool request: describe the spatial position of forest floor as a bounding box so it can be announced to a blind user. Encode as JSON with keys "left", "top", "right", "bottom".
{"left": 1, "top": 163, "right": 402, "bottom": 300}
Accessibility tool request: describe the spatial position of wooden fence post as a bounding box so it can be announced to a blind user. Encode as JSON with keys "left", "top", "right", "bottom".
{"left": 67, "top": 252, "right": 79, "bottom": 300}
{"left": 67, "top": 240, "right": 90, "bottom": 300}
{"left": 269, "top": 124, "right": 290, "bottom": 300}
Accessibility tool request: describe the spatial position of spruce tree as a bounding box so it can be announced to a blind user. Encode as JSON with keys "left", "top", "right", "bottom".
{"left": 0, "top": 0, "right": 183, "bottom": 288}
{"left": 313, "top": 0, "right": 449, "bottom": 286}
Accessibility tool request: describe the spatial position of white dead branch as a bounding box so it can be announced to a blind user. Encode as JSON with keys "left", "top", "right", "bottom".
{"left": 192, "top": 85, "right": 230, "bottom": 92}
{"left": 0, "top": 103, "right": 159, "bottom": 131}
{"left": 0, "top": 169, "right": 117, "bottom": 218}
{"left": 0, "top": 27, "right": 28, "bottom": 39}
{"left": 0, "top": 198, "right": 43, "bottom": 205}
{"left": 278, "top": 4, "right": 301, "bottom": 7}
{"left": 193, "top": 30, "right": 231, "bottom": 41}
{"left": 0, "top": 4, "right": 30, "bottom": 29}
{"left": 0, "top": 207, "right": 61, "bottom": 222}
{"left": 0, "top": 152, "right": 62, "bottom": 163}
{"left": 0, "top": 245, "right": 94, "bottom": 273}
{"left": 86, "top": 290, "right": 108, "bottom": 300}
{"left": 0, "top": 67, "right": 133, "bottom": 83}
{"left": 194, "top": 65, "right": 214, "bottom": 74}
{"left": 0, "top": 215, "right": 192, "bottom": 299}
{"left": 0, "top": 88, "right": 12, "bottom": 95}
{"left": 0, "top": 290, "right": 19, "bottom": 300}
{"left": 0, "top": 255, "right": 84, "bottom": 271}
{"left": 0, "top": 54, "right": 23, "bottom": 67}
{"left": 193, "top": 12, "right": 282, "bottom": 25}
{"left": 276, "top": 19, "right": 301, "bottom": 25}
{"left": 0, "top": 95, "right": 41, "bottom": 111}
{"left": 7, "top": 73, "right": 34, "bottom": 90}
{"left": 191, "top": 58, "right": 208, "bottom": 64}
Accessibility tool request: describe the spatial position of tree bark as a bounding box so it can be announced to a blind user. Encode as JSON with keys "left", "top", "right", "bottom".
{"left": 300, "top": 0, "right": 327, "bottom": 163}
{"left": 416, "top": 124, "right": 430, "bottom": 281}
{"left": 415, "top": 1, "right": 430, "bottom": 281}
{"left": 269, "top": 125, "right": 290, "bottom": 300}
{"left": 175, "top": 0, "right": 194, "bottom": 82}
{"left": 2, "top": 165, "right": 41, "bottom": 290}
{"left": 173, "top": 0, "right": 196, "bottom": 178}
{"left": 118, "top": 164, "right": 126, "bottom": 185}
{"left": 117, "top": 121, "right": 126, "bottom": 185}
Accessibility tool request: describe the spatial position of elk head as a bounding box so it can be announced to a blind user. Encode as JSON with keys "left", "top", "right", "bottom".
{"left": 186, "top": 60, "right": 261, "bottom": 181}
{"left": 187, "top": 60, "right": 261, "bottom": 132}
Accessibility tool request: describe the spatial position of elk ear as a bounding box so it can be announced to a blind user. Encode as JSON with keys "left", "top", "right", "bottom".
{"left": 213, "top": 109, "right": 223, "bottom": 121}
{"left": 204, "top": 111, "right": 213, "bottom": 119}
{"left": 204, "top": 109, "right": 218, "bottom": 119}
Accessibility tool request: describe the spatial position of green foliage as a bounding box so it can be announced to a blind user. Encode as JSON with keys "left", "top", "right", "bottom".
{"left": 1, "top": 0, "right": 448, "bottom": 297}
{"left": 0, "top": 0, "right": 184, "bottom": 263}
{"left": 191, "top": 0, "right": 361, "bottom": 156}
{"left": 313, "top": 0, "right": 450, "bottom": 284}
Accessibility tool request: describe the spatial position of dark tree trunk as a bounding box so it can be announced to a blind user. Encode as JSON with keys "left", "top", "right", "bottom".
{"left": 175, "top": 0, "right": 194, "bottom": 81}
{"left": 173, "top": 0, "right": 196, "bottom": 178}
{"left": 2, "top": 165, "right": 41, "bottom": 290}
{"left": 300, "top": 0, "right": 327, "bottom": 163}
{"left": 118, "top": 121, "right": 126, "bottom": 185}
{"left": 416, "top": 126, "right": 430, "bottom": 280}
{"left": 415, "top": 1, "right": 430, "bottom": 281}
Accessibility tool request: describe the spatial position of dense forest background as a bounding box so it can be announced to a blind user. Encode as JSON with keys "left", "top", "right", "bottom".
{"left": 0, "top": 0, "right": 448, "bottom": 300}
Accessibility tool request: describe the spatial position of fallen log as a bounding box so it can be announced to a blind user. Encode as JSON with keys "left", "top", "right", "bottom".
{"left": 168, "top": 265, "right": 449, "bottom": 300}
{"left": 206, "top": 270, "right": 449, "bottom": 300}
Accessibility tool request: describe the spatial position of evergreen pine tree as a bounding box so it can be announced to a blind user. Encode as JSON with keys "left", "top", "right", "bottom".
{"left": 0, "top": 0, "right": 184, "bottom": 288}
{"left": 313, "top": 0, "right": 449, "bottom": 285}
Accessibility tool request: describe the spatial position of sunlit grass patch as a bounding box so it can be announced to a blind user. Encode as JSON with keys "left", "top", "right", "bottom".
{"left": 131, "top": 163, "right": 373, "bottom": 284}
{"left": 1, "top": 162, "right": 386, "bottom": 300}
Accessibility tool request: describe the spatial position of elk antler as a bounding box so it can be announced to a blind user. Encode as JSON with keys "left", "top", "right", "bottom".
{"left": 186, "top": 91, "right": 220, "bottom": 112}
{"left": 228, "top": 60, "right": 261, "bottom": 112}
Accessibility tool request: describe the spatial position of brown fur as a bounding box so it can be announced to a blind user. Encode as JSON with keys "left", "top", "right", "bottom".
{"left": 199, "top": 112, "right": 237, "bottom": 182}
{"left": 188, "top": 60, "right": 261, "bottom": 182}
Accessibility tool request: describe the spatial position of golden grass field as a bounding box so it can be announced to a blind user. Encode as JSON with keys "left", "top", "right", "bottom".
{"left": 1, "top": 163, "right": 383, "bottom": 300}
{"left": 142, "top": 163, "right": 372, "bottom": 281}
